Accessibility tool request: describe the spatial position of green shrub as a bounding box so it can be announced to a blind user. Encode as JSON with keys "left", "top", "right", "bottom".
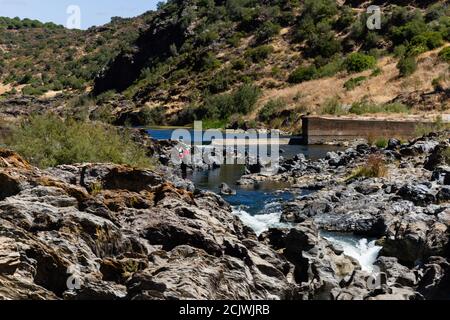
{"left": 335, "top": 5, "right": 355, "bottom": 31}
{"left": 397, "top": 56, "right": 417, "bottom": 77}
{"left": 258, "top": 99, "right": 284, "bottom": 122}
{"left": 349, "top": 101, "right": 409, "bottom": 115}
{"left": 371, "top": 67, "right": 382, "bottom": 77}
{"left": 320, "top": 97, "right": 346, "bottom": 115}
{"left": 197, "top": 29, "right": 219, "bottom": 46}
{"left": 21, "top": 85, "right": 45, "bottom": 96}
{"left": 227, "top": 32, "right": 244, "bottom": 47}
{"left": 383, "top": 102, "right": 410, "bottom": 113}
{"left": 232, "top": 59, "right": 246, "bottom": 70}
{"left": 316, "top": 57, "right": 345, "bottom": 78}
{"left": 393, "top": 45, "right": 407, "bottom": 58}
{"left": 201, "top": 52, "right": 221, "bottom": 70}
{"left": 245, "top": 45, "right": 274, "bottom": 63}
{"left": 200, "top": 84, "right": 261, "bottom": 120}
{"left": 90, "top": 105, "right": 115, "bottom": 124}
{"left": 374, "top": 138, "right": 388, "bottom": 149}
{"left": 202, "top": 118, "right": 229, "bottom": 130}
{"left": 390, "top": 19, "right": 428, "bottom": 45}
{"left": 232, "top": 84, "right": 261, "bottom": 115}
{"left": 410, "top": 31, "right": 443, "bottom": 50}
{"left": 288, "top": 65, "right": 317, "bottom": 84}
{"left": 208, "top": 71, "right": 232, "bottom": 94}
{"left": 6, "top": 115, "right": 154, "bottom": 168}
{"left": 426, "top": 3, "right": 449, "bottom": 22}
{"left": 344, "top": 76, "right": 367, "bottom": 91}
{"left": 439, "top": 46, "right": 450, "bottom": 62}
{"left": 344, "top": 53, "right": 377, "bottom": 73}
{"left": 255, "top": 21, "right": 281, "bottom": 43}
{"left": 19, "top": 74, "right": 33, "bottom": 85}
{"left": 140, "top": 106, "right": 166, "bottom": 126}
{"left": 306, "top": 31, "right": 342, "bottom": 59}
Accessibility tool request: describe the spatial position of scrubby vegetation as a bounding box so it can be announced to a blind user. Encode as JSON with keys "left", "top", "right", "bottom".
{"left": 344, "top": 53, "right": 376, "bottom": 73}
{"left": 397, "top": 56, "right": 418, "bottom": 77}
{"left": 344, "top": 76, "right": 367, "bottom": 90}
{"left": 319, "top": 98, "right": 410, "bottom": 116}
{"left": 258, "top": 98, "right": 285, "bottom": 123}
{"left": 349, "top": 101, "right": 410, "bottom": 115}
{"left": 374, "top": 138, "right": 388, "bottom": 149}
{"left": 288, "top": 65, "right": 317, "bottom": 84}
{"left": 0, "top": 14, "right": 146, "bottom": 94}
{"left": 1, "top": 0, "right": 450, "bottom": 127}
{"left": 0, "top": 16, "right": 62, "bottom": 29}
{"left": 87, "top": 0, "right": 450, "bottom": 126}
{"left": 349, "top": 154, "right": 388, "bottom": 179}
{"left": 439, "top": 46, "right": 450, "bottom": 62}
{"left": 245, "top": 45, "right": 274, "bottom": 63}
{"left": 185, "top": 84, "right": 261, "bottom": 127}
{"left": 4, "top": 115, "right": 154, "bottom": 168}
{"left": 320, "top": 97, "right": 347, "bottom": 116}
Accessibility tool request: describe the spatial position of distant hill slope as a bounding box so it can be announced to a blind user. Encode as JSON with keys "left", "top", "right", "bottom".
{"left": 0, "top": 13, "right": 154, "bottom": 95}
{"left": 1, "top": 0, "right": 449, "bottom": 130}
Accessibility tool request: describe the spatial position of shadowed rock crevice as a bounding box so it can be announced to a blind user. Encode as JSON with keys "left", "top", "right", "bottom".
{"left": 0, "top": 172, "right": 22, "bottom": 200}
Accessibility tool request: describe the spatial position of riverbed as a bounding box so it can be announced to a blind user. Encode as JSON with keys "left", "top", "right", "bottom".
{"left": 148, "top": 128, "right": 382, "bottom": 269}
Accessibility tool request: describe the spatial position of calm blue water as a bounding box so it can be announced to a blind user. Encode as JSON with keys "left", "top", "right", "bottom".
{"left": 147, "top": 128, "right": 341, "bottom": 159}
{"left": 147, "top": 128, "right": 292, "bottom": 145}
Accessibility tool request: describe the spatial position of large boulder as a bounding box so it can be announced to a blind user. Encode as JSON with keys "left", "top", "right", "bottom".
{"left": 397, "top": 183, "right": 436, "bottom": 206}
{"left": 416, "top": 256, "right": 450, "bottom": 300}
{"left": 424, "top": 143, "right": 450, "bottom": 171}
{"left": 219, "top": 183, "right": 236, "bottom": 196}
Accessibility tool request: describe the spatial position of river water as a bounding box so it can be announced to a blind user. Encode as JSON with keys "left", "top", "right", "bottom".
{"left": 148, "top": 128, "right": 382, "bottom": 270}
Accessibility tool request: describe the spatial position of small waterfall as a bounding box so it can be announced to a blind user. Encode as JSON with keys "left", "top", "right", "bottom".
{"left": 232, "top": 202, "right": 288, "bottom": 236}
{"left": 321, "top": 231, "right": 382, "bottom": 272}
{"left": 233, "top": 208, "right": 382, "bottom": 272}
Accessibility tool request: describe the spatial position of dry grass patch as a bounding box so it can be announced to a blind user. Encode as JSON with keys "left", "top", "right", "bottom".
{"left": 347, "top": 154, "right": 388, "bottom": 180}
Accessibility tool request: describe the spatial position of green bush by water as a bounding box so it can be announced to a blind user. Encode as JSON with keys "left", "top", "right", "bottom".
{"left": 6, "top": 114, "right": 154, "bottom": 169}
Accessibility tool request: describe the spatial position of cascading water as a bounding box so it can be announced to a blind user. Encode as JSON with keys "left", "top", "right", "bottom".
{"left": 232, "top": 202, "right": 289, "bottom": 236}
{"left": 320, "top": 231, "right": 382, "bottom": 273}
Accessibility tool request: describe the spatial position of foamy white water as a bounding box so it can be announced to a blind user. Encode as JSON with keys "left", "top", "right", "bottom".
{"left": 232, "top": 205, "right": 288, "bottom": 236}
{"left": 321, "top": 232, "right": 382, "bottom": 272}
{"left": 232, "top": 207, "right": 381, "bottom": 273}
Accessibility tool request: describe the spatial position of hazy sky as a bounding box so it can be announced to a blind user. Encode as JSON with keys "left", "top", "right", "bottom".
{"left": 0, "top": 0, "right": 161, "bottom": 29}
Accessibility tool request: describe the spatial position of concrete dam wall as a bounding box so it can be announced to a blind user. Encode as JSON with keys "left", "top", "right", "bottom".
{"left": 301, "top": 116, "right": 434, "bottom": 144}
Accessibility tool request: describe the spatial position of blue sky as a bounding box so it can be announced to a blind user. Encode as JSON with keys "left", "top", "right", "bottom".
{"left": 0, "top": 0, "right": 160, "bottom": 29}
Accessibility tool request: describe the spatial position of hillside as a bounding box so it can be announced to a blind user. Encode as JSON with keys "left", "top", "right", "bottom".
{"left": 0, "top": 13, "right": 154, "bottom": 95}
{"left": 1, "top": 0, "right": 450, "bottom": 131}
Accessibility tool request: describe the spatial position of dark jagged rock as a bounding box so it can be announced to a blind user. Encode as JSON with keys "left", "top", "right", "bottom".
{"left": 424, "top": 142, "right": 450, "bottom": 171}
{"left": 416, "top": 256, "right": 450, "bottom": 300}
{"left": 397, "top": 183, "right": 436, "bottom": 206}
{"left": 387, "top": 138, "right": 401, "bottom": 150}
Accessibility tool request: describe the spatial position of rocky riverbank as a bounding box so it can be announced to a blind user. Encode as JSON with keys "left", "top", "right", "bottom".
{"left": 0, "top": 129, "right": 449, "bottom": 300}
{"left": 238, "top": 130, "right": 450, "bottom": 299}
